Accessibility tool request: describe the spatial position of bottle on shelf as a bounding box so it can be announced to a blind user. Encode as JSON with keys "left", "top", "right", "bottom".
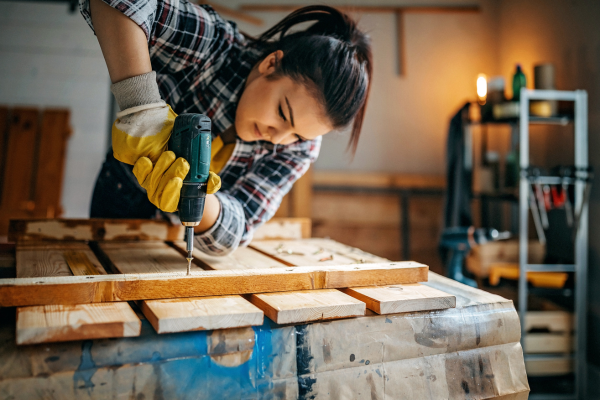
{"left": 512, "top": 64, "right": 527, "bottom": 101}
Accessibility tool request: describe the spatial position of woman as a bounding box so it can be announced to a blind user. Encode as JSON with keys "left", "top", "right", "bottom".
{"left": 82, "top": 0, "right": 372, "bottom": 255}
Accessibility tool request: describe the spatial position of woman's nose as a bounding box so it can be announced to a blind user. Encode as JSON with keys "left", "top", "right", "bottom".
{"left": 268, "top": 125, "right": 293, "bottom": 144}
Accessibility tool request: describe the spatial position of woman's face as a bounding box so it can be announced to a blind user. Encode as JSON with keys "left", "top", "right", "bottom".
{"left": 235, "top": 51, "right": 333, "bottom": 144}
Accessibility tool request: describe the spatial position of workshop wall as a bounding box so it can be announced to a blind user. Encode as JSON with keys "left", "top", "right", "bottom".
{"left": 496, "top": 0, "right": 600, "bottom": 367}
{"left": 235, "top": 0, "right": 500, "bottom": 174}
{"left": 0, "top": 1, "right": 111, "bottom": 218}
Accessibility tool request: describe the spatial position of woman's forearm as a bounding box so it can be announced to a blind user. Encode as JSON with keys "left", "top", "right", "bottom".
{"left": 194, "top": 194, "right": 221, "bottom": 233}
{"left": 90, "top": 0, "right": 152, "bottom": 83}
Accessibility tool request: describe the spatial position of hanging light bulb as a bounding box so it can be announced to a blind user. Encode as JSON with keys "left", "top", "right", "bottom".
{"left": 477, "top": 73, "right": 487, "bottom": 105}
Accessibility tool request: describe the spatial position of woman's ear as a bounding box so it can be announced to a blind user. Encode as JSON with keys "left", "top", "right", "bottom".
{"left": 258, "top": 50, "right": 284, "bottom": 75}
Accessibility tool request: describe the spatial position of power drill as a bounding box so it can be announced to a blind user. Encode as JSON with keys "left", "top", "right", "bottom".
{"left": 168, "top": 114, "right": 212, "bottom": 275}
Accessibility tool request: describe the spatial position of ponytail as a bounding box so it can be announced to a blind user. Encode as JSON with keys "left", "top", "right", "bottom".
{"left": 253, "top": 6, "right": 372, "bottom": 154}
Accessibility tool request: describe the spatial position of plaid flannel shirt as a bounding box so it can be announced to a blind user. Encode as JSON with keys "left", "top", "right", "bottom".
{"left": 80, "top": 0, "right": 321, "bottom": 255}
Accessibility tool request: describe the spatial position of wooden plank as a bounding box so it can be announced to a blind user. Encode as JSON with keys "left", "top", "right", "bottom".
{"left": 0, "top": 261, "right": 428, "bottom": 307}
{"left": 253, "top": 218, "right": 311, "bottom": 240}
{"left": 340, "top": 284, "right": 455, "bottom": 314}
{"left": 250, "top": 238, "right": 389, "bottom": 267}
{"left": 16, "top": 303, "right": 141, "bottom": 345}
{"left": 0, "top": 107, "right": 9, "bottom": 212}
{"left": 249, "top": 289, "right": 365, "bottom": 324}
{"left": 525, "top": 358, "right": 573, "bottom": 376}
{"left": 171, "top": 241, "right": 287, "bottom": 270}
{"left": 16, "top": 242, "right": 107, "bottom": 278}
{"left": 99, "top": 241, "right": 195, "bottom": 274}
{"left": 0, "top": 109, "right": 39, "bottom": 235}
{"left": 8, "top": 219, "right": 185, "bottom": 242}
{"left": 313, "top": 171, "right": 445, "bottom": 190}
{"left": 33, "top": 110, "right": 70, "bottom": 219}
{"left": 140, "top": 295, "right": 264, "bottom": 333}
{"left": 291, "top": 166, "right": 312, "bottom": 218}
{"left": 524, "top": 332, "right": 573, "bottom": 354}
{"left": 203, "top": 1, "right": 263, "bottom": 25}
{"left": 525, "top": 311, "right": 573, "bottom": 333}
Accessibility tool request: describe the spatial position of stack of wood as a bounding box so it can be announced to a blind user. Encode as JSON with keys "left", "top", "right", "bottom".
{"left": 6, "top": 218, "right": 450, "bottom": 344}
{"left": 0, "top": 218, "right": 530, "bottom": 399}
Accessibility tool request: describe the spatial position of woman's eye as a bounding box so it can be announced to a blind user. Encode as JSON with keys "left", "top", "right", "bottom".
{"left": 278, "top": 105, "right": 287, "bottom": 122}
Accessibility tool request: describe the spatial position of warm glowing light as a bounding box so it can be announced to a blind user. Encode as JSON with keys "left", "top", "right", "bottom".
{"left": 477, "top": 74, "right": 487, "bottom": 104}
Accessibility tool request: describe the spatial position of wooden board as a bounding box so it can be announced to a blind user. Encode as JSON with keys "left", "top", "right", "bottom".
{"left": 16, "top": 242, "right": 107, "bottom": 278}
{"left": 171, "top": 241, "right": 287, "bottom": 270}
{"left": 8, "top": 219, "right": 184, "bottom": 242}
{"left": 99, "top": 241, "right": 193, "bottom": 274}
{"left": 250, "top": 238, "right": 389, "bottom": 267}
{"left": 525, "top": 311, "right": 573, "bottom": 333}
{"left": 249, "top": 289, "right": 365, "bottom": 324}
{"left": 0, "top": 261, "right": 428, "bottom": 307}
{"left": 525, "top": 358, "right": 573, "bottom": 376}
{"left": 16, "top": 303, "right": 141, "bottom": 345}
{"left": 340, "top": 284, "right": 455, "bottom": 314}
{"left": 253, "top": 218, "right": 312, "bottom": 240}
{"left": 140, "top": 295, "right": 264, "bottom": 333}
{"left": 525, "top": 332, "right": 573, "bottom": 354}
{"left": 33, "top": 110, "right": 70, "bottom": 219}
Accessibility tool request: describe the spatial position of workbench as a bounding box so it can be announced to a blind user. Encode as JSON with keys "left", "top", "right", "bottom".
{"left": 0, "top": 219, "right": 529, "bottom": 399}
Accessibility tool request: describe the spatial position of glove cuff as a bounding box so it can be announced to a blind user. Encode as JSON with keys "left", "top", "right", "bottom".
{"left": 111, "top": 71, "right": 163, "bottom": 110}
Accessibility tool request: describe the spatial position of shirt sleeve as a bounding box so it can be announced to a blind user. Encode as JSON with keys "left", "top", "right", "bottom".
{"left": 193, "top": 137, "right": 322, "bottom": 256}
{"left": 79, "top": 0, "right": 242, "bottom": 73}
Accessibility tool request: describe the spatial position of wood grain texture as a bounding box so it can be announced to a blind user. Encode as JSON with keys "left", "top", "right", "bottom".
{"left": 16, "top": 303, "right": 141, "bottom": 345}
{"left": 99, "top": 241, "right": 192, "bottom": 274}
{"left": 0, "top": 262, "right": 428, "bottom": 307}
{"left": 253, "top": 218, "right": 311, "bottom": 240}
{"left": 525, "top": 311, "right": 573, "bottom": 333}
{"left": 250, "top": 238, "right": 390, "bottom": 267}
{"left": 171, "top": 241, "right": 287, "bottom": 270}
{"left": 16, "top": 242, "right": 107, "bottom": 278}
{"left": 250, "top": 289, "right": 365, "bottom": 324}
{"left": 140, "top": 296, "right": 264, "bottom": 333}
{"left": 8, "top": 219, "right": 185, "bottom": 242}
{"left": 33, "top": 110, "right": 70, "bottom": 219}
{"left": 340, "top": 284, "right": 455, "bottom": 314}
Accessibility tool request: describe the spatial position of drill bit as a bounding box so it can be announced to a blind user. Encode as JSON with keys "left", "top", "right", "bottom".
{"left": 186, "top": 226, "right": 194, "bottom": 275}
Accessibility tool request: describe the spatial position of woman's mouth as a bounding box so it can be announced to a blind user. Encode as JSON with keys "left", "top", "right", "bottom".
{"left": 254, "top": 123, "right": 263, "bottom": 140}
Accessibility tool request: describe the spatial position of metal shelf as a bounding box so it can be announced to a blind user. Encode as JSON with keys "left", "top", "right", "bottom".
{"left": 517, "top": 89, "right": 588, "bottom": 399}
{"left": 527, "top": 264, "right": 575, "bottom": 272}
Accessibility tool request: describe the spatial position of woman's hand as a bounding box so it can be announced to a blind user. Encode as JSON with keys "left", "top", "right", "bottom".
{"left": 133, "top": 152, "right": 222, "bottom": 218}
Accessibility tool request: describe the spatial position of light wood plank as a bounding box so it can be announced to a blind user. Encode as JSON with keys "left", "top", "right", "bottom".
{"left": 340, "top": 284, "right": 456, "bottom": 314}
{"left": 8, "top": 219, "right": 184, "bottom": 242}
{"left": 250, "top": 289, "right": 365, "bottom": 324}
{"left": 140, "top": 296, "right": 264, "bottom": 333}
{"left": 0, "top": 261, "right": 428, "bottom": 307}
{"left": 525, "top": 333, "right": 573, "bottom": 354}
{"left": 16, "top": 303, "right": 141, "bottom": 345}
{"left": 253, "top": 218, "right": 312, "bottom": 240}
{"left": 525, "top": 311, "right": 573, "bottom": 333}
{"left": 17, "top": 242, "right": 106, "bottom": 278}
{"left": 171, "top": 241, "right": 287, "bottom": 270}
{"left": 250, "top": 238, "right": 389, "bottom": 267}
{"left": 99, "top": 241, "right": 193, "bottom": 274}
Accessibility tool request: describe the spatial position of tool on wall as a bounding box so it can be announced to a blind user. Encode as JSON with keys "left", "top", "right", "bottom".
{"left": 168, "top": 114, "right": 212, "bottom": 275}
{"left": 440, "top": 226, "right": 510, "bottom": 287}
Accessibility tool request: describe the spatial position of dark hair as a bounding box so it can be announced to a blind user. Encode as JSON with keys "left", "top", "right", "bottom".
{"left": 253, "top": 6, "right": 372, "bottom": 154}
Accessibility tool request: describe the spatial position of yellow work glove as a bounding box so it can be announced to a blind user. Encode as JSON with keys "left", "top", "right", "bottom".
{"left": 133, "top": 151, "right": 222, "bottom": 213}
{"left": 112, "top": 103, "right": 177, "bottom": 165}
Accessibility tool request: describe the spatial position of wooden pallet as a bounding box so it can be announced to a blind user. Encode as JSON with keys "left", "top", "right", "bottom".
{"left": 7, "top": 218, "right": 455, "bottom": 345}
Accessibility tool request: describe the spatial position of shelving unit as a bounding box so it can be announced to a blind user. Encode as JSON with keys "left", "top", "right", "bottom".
{"left": 518, "top": 89, "right": 589, "bottom": 400}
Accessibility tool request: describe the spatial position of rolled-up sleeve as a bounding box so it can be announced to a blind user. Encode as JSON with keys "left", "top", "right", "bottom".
{"left": 79, "top": 0, "right": 240, "bottom": 72}
{"left": 194, "top": 137, "right": 321, "bottom": 256}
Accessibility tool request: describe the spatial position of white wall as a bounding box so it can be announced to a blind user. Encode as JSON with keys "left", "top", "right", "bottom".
{"left": 0, "top": 1, "right": 110, "bottom": 218}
